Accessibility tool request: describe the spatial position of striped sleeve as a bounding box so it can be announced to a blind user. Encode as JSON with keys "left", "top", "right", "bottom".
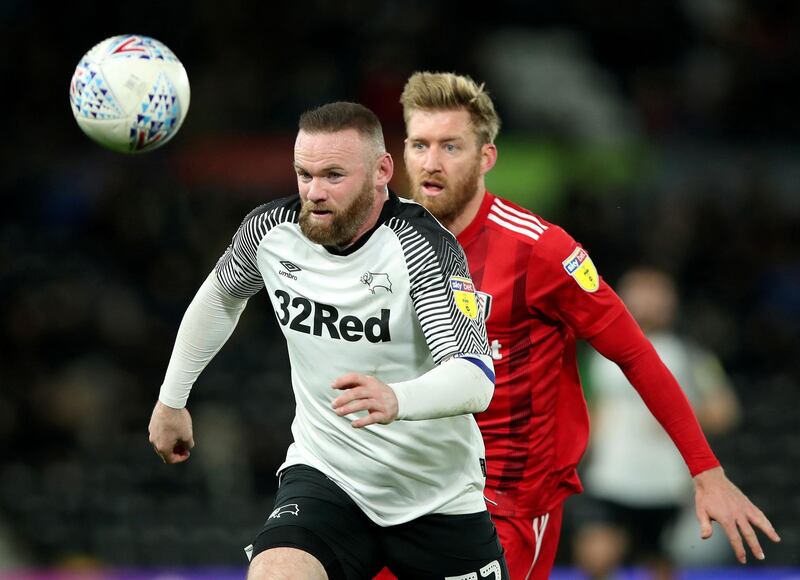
{"left": 215, "top": 201, "right": 298, "bottom": 299}
{"left": 388, "top": 217, "right": 491, "bottom": 364}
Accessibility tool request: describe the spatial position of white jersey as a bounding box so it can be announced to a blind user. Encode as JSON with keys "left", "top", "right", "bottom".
{"left": 215, "top": 193, "right": 492, "bottom": 526}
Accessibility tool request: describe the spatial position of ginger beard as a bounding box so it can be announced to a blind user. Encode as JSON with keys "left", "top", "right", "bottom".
{"left": 299, "top": 177, "right": 376, "bottom": 247}
{"left": 409, "top": 152, "right": 481, "bottom": 227}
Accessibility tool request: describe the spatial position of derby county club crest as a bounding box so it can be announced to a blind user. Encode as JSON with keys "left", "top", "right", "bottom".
{"left": 361, "top": 272, "right": 392, "bottom": 294}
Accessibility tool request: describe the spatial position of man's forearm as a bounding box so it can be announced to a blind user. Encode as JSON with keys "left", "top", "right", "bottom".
{"left": 389, "top": 355, "right": 495, "bottom": 420}
{"left": 159, "top": 273, "right": 248, "bottom": 408}
{"left": 589, "top": 309, "right": 720, "bottom": 475}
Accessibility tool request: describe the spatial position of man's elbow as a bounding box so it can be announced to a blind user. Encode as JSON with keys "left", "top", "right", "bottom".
{"left": 473, "top": 381, "right": 494, "bottom": 413}
{"left": 473, "top": 379, "right": 494, "bottom": 413}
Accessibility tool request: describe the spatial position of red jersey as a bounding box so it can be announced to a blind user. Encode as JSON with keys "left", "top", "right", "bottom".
{"left": 459, "top": 192, "right": 719, "bottom": 518}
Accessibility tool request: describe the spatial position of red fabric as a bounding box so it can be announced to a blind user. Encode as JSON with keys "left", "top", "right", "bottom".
{"left": 459, "top": 193, "right": 718, "bottom": 518}
{"left": 493, "top": 504, "right": 563, "bottom": 580}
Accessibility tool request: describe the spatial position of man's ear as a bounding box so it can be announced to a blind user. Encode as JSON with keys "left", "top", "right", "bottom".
{"left": 480, "top": 143, "right": 497, "bottom": 176}
{"left": 376, "top": 152, "right": 394, "bottom": 187}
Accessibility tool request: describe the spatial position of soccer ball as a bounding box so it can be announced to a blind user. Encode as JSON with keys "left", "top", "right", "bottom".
{"left": 69, "top": 35, "right": 190, "bottom": 154}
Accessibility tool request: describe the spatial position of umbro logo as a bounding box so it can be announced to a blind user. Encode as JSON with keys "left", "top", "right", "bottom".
{"left": 280, "top": 261, "right": 301, "bottom": 272}
{"left": 279, "top": 260, "right": 301, "bottom": 281}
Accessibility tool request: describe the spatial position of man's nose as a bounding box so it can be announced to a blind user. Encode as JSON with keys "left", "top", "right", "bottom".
{"left": 422, "top": 149, "right": 441, "bottom": 173}
{"left": 306, "top": 178, "right": 327, "bottom": 202}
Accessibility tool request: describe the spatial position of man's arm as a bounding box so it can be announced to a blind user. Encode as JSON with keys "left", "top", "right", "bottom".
{"left": 331, "top": 356, "right": 495, "bottom": 428}
{"left": 149, "top": 273, "right": 248, "bottom": 463}
{"left": 589, "top": 310, "right": 719, "bottom": 474}
{"left": 588, "top": 309, "right": 780, "bottom": 563}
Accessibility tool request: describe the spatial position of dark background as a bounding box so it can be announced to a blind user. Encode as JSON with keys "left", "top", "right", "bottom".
{"left": 1, "top": 0, "right": 798, "bottom": 571}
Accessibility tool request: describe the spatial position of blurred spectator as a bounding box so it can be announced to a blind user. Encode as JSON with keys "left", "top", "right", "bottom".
{"left": 571, "top": 267, "right": 741, "bottom": 579}
{"left": 0, "top": 517, "right": 27, "bottom": 569}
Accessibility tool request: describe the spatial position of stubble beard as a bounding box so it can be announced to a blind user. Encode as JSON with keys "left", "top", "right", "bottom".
{"left": 299, "top": 178, "right": 376, "bottom": 247}
{"left": 409, "top": 157, "right": 481, "bottom": 229}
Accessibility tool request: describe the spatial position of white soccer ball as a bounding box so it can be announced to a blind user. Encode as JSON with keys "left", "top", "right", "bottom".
{"left": 69, "top": 34, "right": 190, "bottom": 154}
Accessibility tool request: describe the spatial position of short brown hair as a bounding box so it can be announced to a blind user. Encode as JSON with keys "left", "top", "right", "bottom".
{"left": 400, "top": 72, "right": 501, "bottom": 145}
{"left": 298, "top": 101, "right": 386, "bottom": 156}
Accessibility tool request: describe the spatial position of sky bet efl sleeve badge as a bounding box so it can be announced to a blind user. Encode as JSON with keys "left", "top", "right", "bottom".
{"left": 450, "top": 276, "right": 479, "bottom": 319}
{"left": 562, "top": 247, "right": 600, "bottom": 292}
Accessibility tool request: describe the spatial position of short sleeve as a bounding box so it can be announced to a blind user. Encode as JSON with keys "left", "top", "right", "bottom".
{"left": 214, "top": 207, "right": 271, "bottom": 299}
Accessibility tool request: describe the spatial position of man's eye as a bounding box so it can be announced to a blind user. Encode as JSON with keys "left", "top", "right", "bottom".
{"left": 413, "top": 142, "right": 425, "bottom": 150}
{"left": 328, "top": 172, "right": 343, "bottom": 180}
{"left": 445, "top": 143, "right": 457, "bottom": 152}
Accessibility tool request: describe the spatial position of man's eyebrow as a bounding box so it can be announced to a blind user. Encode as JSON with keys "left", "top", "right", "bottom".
{"left": 409, "top": 135, "right": 465, "bottom": 142}
{"left": 293, "top": 162, "right": 347, "bottom": 172}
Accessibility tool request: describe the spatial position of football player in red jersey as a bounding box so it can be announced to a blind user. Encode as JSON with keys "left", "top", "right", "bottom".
{"left": 382, "top": 71, "right": 779, "bottom": 580}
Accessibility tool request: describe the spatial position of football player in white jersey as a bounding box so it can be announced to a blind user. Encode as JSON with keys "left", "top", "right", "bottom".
{"left": 148, "top": 102, "right": 509, "bottom": 579}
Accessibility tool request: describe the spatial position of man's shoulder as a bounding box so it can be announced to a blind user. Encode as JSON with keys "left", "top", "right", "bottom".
{"left": 384, "top": 194, "right": 456, "bottom": 243}
{"left": 484, "top": 195, "right": 562, "bottom": 247}
{"left": 483, "top": 195, "right": 590, "bottom": 275}
{"left": 241, "top": 194, "right": 301, "bottom": 226}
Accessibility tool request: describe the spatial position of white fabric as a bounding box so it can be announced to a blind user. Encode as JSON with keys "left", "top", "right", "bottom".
{"left": 390, "top": 356, "right": 493, "bottom": 420}
{"left": 267, "top": 223, "right": 489, "bottom": 525}
{"left": 158, "top": 273, "right": 247, "bottom": 409}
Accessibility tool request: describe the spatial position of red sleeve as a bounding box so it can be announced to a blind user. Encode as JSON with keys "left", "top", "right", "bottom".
{"left": 529, "top": 224, "right": 719, "bottom": 476}
{"left": 588, "top": 308, "right": 721, "bottom": 476}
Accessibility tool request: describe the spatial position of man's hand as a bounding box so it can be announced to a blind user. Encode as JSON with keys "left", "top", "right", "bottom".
{"left": 331, "top": 373, "right": 399, "bottom": 428}
{"left": 694, "top": 466, "right": 780, "bottom": 563}
{"left": 148, "top": 400, "right": 195, "bottom": 464}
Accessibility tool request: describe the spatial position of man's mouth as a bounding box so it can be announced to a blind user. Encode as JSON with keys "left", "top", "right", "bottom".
{"left": 305, "top": 203, "right": 333, "bottom": 217}
{"left": 421, "top": 180, "right": 445, "bottom": 195}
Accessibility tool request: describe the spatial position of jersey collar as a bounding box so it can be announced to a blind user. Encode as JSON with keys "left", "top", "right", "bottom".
{"left": 456, "top": 190, "right": 495, "bottom": 247}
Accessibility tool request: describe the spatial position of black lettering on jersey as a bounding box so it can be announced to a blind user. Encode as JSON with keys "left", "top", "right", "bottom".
{"left": 289, "top": 296, "right": 312, "bottom": 334}
{"left": 275, "top": 290, "right": 291, "bottom": 325}
{"left": 314, "top": 302, "right": 340, "bottom": 339}
{"left": 274, "top": 290, "right": 390, "bottom": 343}
{"left": 339, "top": 315, "right": 363, "bottom": 341}
{"left": 364, "top": 309, "right": 390, "bottom": 342}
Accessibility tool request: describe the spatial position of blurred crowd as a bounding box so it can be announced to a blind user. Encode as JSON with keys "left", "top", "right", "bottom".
{"left": 1, "top": 0, "right": 799, "bottom": 572}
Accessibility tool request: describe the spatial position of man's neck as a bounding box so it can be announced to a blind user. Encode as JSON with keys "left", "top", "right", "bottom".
{"left": 446, "top": 186, "right": 486, "bottom": 237}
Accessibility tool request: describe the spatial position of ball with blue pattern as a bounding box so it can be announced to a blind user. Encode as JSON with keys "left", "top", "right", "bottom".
{"left": 69, "top": 35, "right": 190, "bottom": 154}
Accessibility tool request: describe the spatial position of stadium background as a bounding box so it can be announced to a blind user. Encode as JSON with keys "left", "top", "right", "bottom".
{"left": 1, "top": 0, "right": 798, "bottom": 577}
